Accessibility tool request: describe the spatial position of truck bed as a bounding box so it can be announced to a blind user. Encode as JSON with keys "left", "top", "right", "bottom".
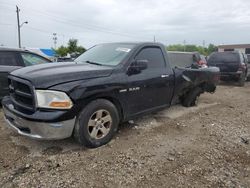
{"left": 171, "top": 66, "right": 220, "bottom": 104}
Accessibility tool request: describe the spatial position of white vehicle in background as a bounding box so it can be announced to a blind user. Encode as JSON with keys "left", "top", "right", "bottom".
{"left": 168, "top": 51, "right": 208, "bottom": 69}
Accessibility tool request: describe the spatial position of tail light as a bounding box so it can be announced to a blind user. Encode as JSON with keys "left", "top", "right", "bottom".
{"left": 198, "top": 60, "right": 207, "bottom": 66}
{"left": 238, "top": 63, "right": 246, "bottom": 71}
{"left": 198, "top": 60, "right": 208, "bottom": 68}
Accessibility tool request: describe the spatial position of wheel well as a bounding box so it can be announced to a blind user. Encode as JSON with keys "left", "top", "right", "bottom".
{"left": 196, "top": 81, "right": 205, "bottom": 88}
{"left": 101, "top": 97, "right": 124, "bottom": 122}
{"left": 179, "top": 84, "right": 205, "bottom": 101}
{"left": 82, "top": 96, "right": 124, "bottom": 122}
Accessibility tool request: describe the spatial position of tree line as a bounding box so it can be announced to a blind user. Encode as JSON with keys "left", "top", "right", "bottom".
{"left": 54, "top": 39, "right": 86, "bottom": 57}
{"left": 55, "top": 39, "right": 218, "bottom": 57}
{"left": 167, "top": 44, "right": 218, "bottom": 56}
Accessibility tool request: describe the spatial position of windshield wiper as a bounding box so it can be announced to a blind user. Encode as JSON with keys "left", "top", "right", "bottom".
{"left": 85, "top": 60, "right": 103, "bottom": 66}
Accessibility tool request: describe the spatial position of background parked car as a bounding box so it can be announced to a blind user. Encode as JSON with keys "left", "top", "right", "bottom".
{"left": 55, "top": 52, "right": 81, "bottom": 62}
{"left": 168, "top": 51, "right": 207, "bottom": 68}
{"left": 56, "top": 57, "right": 74, "bottom": 62}
{"left": 247, "top": 54, "right": 250, "bottom": 63}
{"left": 207, "top": 51, "right": 248, "bottom": 86}
{"left": 0, "top": 48, "right": 52, "bottom": 101}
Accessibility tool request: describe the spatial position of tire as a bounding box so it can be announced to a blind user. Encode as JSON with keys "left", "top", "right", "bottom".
{"left": 238, "top": 74, "right": 246, "bottom": 87}
{"left": 182, "top": 87, "right": 203, "bottom": 107}
{"left": 74, "top": 99, "right": 119, "bottom": 148}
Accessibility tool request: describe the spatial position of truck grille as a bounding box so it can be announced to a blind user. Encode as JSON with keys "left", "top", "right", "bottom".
{"left": 9, "top": 76, "right": 35, "bottom": 114}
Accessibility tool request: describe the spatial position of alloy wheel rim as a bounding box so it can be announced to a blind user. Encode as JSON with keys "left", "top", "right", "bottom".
{"left": 87, "top": 109, "right": 112, "bottom": 139}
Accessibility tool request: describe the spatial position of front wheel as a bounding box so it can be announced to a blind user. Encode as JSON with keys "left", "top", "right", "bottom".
{"left": 74, "top": 99, "right": 119, "bottom": 148}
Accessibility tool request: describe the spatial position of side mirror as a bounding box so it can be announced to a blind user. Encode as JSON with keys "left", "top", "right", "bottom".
{"left": 127, "top": 59, "right": 148, "bottom": 75}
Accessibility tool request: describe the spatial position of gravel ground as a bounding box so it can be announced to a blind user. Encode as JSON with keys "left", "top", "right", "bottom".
{"left": 0, "top": 82, "right": 250, "bottom": 188}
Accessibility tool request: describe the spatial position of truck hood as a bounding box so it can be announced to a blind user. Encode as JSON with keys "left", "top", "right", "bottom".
{"left": 10, "top": 62, "right": 114, "bottom": 88}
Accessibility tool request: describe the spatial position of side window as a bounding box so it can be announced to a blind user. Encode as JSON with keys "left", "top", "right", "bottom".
{"left": 135, "top": 47, "right": 165, "bottom": 69}
{"left": 245, "top": 48, "right": 250, "bottom": 54}
{"left": 21, "top": 53, "right": 50, "bottom": 66}
{"left": 0, "top": 51, "right": 19, "bottom": 66}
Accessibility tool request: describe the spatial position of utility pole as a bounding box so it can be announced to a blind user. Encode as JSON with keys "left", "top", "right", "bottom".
{"left": 53, "top": 33, "right": 57, "bottom": 49}
{"left": 153, "top": 35, "right": 156, "bottom": 43}
{"left": 62, "top": 34, "right": 65, "bottom": 45}
{"left": 183, "top": 40, "right": 186, "bottom": 52}
{"left": 16, "top": 6, "right": 21, "bottom": 48}
{"left": 16, "top": 6, "right": 28, "bottom": 48}
{"left": 203, "top": 40, "right": 206, "bottom": 48}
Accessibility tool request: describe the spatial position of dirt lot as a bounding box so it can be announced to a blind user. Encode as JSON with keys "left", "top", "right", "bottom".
{"left": 0, "top": 83, "right": 250, "bottom": 188}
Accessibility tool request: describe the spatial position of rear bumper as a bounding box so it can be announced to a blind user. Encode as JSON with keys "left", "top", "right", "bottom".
{"left": 2, "top": 98, "right": 76, "bottom": 140}
{"left": 220, "top": 71, "right": 242, "bottom": 78}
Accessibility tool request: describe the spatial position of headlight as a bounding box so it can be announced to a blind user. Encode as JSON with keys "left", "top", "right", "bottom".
{"left": 35, "top": 90, "right": 73, "bottom": 109}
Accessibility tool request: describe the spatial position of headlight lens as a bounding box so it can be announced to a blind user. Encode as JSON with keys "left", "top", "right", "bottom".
{"left": 35, "top": 90, "right": 73, "bottom": 109}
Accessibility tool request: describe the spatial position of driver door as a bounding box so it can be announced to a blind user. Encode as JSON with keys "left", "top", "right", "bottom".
{"left": 125, "top": 47, "right": 173, "bottom": 116}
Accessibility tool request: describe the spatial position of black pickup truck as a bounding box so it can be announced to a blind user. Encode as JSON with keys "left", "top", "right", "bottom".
{"left": 2, "top": 42, "right": 219, "bottom": 148}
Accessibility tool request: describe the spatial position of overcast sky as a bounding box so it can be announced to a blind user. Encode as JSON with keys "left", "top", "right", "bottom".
{"left": 1, "top": 0, "right": 250, "bottom": 49}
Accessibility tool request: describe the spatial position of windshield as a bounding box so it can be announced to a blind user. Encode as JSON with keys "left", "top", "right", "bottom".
{"left": 75, "top": 43, "right": 135, "bottom": 66}
{"left": 208, "top": 52, "right": 239, "bottom": 64}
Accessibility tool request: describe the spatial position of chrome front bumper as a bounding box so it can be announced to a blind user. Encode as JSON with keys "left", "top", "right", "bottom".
{"left": 3, "top": 105, "right": 76, "bottom": 140}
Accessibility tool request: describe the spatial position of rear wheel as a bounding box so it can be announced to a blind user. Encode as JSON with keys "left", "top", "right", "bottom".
{"left": 182, "top": 87, "right": 203, "bottom": 107}
{"left": 238, "top": 74, "right": 246, "bottom": 87}
{"left": 74, "top": 99, "right": 119, "bottom": 148}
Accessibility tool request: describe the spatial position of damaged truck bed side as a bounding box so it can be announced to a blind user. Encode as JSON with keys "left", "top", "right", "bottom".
{"left": 2, "top": 42, "right": 219, "bottom": 148}
{"left": 172, "top": 67, "right": 219, "bottom": 106}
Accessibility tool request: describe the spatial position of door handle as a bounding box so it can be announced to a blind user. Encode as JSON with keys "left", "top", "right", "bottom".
{"left": 161, "top": 74, "right": 169, "bottom": 78}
